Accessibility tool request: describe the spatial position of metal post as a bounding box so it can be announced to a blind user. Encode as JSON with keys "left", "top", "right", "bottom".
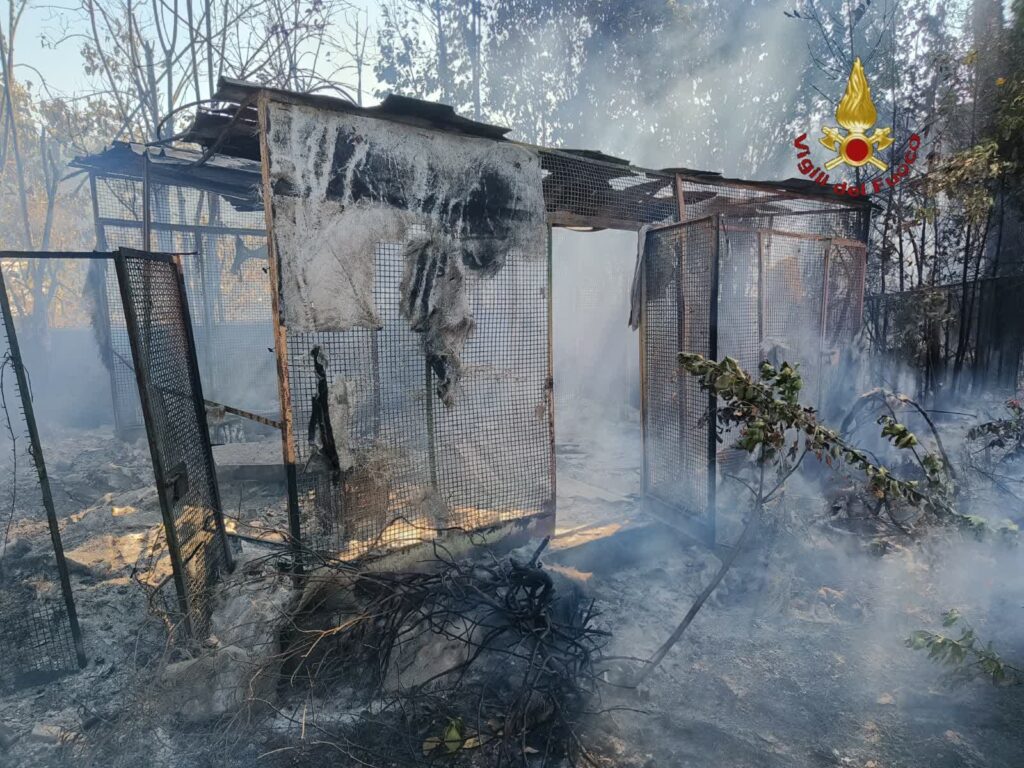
{"left": 638, "top": 227, "right": 648, "bottom": 500}
{"left": 425, "top": 363, "right": 439, "bottom": 489}
{"left": 707, "top": 215, "right": 721, "bottom": 547}
{"left": 0, "top": 263, "right": 87, "bottom": 668}
{"left": 256, "top": 93, "right": 303, "bottom": 575}
{"left": 545, "top": 224, "right": 557, "bottom": 519}
{"left": 142, "top": 151, "right": 152, "bottom": 252}
{"left": 818, "top": 239, "right": 833, "bottom": 411}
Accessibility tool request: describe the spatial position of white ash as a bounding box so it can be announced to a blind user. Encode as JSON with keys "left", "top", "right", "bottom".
{"left": 274, "top": 198, "right": 410, "bottom": 332}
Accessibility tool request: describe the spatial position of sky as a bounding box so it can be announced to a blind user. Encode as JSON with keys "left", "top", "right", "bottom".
{"left": 13, "top": 0, "right": 387, "bottom": 103}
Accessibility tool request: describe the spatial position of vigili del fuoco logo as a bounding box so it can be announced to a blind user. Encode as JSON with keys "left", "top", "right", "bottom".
{"left": 793, "top": 57, "right": 919, "bottom": 198}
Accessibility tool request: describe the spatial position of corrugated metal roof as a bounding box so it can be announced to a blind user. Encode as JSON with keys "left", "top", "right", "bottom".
{"left": 70, "top": 142, "right": 263, "bottom": 210}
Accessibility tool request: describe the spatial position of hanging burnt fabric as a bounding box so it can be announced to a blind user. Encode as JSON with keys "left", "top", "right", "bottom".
{"left": 399, "top": 235, "right": 475, "bottom": 406}
{"left": 264, "top": 99, "right": 552, "bottom": 556}
{"left": 306, "top": 345, "right": 354, "bottom": 477}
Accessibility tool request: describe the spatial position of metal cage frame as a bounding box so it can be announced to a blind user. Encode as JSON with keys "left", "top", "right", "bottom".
{"left": 69, "top": 80, "right": 871, "bottom": 561}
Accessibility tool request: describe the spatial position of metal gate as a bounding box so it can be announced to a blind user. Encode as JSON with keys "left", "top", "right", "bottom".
{"left": 0, "top": 263, "right": 86, "bottom": 690}
{"left": 113, "top": 248, "right": 234, "bottom": 637}
{"left": 640, "top": 217, "right": 719, "bottom": 545}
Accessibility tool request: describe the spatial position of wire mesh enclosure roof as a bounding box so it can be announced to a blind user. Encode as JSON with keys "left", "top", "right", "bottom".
{"left": 170, "top": 78, "right": 870, "bottom": 233}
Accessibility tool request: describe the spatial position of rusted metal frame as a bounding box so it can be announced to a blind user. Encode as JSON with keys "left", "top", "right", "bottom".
{"left": 112, "top": 249, "right": 194, "bottom": 638}
{"left": 204, "top": 399, "right": 283, "bottom": 430}
{"left": 546, "top": 211, "right": 646, "bottom": 232}
{"left": 720, "top": 224, "right": 863, "bottom": 248}
{"left": 0, "top": 263, "right": 87, "bottom": 670}
{"left": 642, "top": 212, "right": 717, "bottom": 236}
{"left": 544, "top": 224, "right": 557, "bottom": 524}
{"left": 95, "top": 217, "right": 263, "bottom": 238}
{"left": 256, "top": 92, "right": 303, "bottom": 573}
{"left": 706, "top": 215, "right": 721, "bottom": 546}
{"left": 638, "top": 228, "right": 649, "bottom": 500}
{"left": 817, "top": 238, "right": 834, "bottom": 411}
{"left": 168, "top": 250, "right": 236, "bottom": 576}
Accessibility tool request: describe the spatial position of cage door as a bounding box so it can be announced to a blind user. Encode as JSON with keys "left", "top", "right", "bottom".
{"left": 640, "top": 218, "right": 718, "bottom": 545}
{"left": 113, "top": 248, "right": 234, "bottom": 638}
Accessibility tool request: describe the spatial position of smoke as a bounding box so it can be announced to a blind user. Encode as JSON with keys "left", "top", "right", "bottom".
{"left": 551, "top": 229, "right": 640, "bottom": 454}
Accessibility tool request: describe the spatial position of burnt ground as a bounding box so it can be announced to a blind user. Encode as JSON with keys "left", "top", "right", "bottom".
{"left": 1, "top": 423, "right": 1024, "bottom": 767}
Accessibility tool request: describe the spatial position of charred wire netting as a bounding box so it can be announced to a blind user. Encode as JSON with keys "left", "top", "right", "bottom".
{"left": 0, "top": 265, "right": 85, "bottom": 689}
{"left": 113, "top": 249, "right": 234, "bottom": 638}
{"left": 87, "top": 170, "right": 276, "bottom": 442}
{"left": 539, "top": 149, "right": 677, "bottom": 228}
{"left": 264, "top": 99, "right": 552, "bottom": 556}
{"left": 864, "top": 275, "right": 1024, "bottom": 395}
{"left": 641, "top": 209, "right": 867, "bottom": 542}
{"left": 642, "top": 218, "right": 717, "bottom": 542}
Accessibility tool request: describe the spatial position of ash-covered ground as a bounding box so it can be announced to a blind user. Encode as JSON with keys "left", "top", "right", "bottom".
{"left": 1, "top": 412, "right": 1023, "bottom": 767}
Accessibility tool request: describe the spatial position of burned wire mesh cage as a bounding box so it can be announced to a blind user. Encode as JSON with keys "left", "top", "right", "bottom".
{"left": 641, "top": 208, "right": 867, "bottom": 543}
{"left": 288, "top": 240, "right": 552, "bottom": 556}
{"left": 89, "top": 172, "right": 277, "bottom": 443}
{"left": 113, "top": 249, "right": 234, "bottom": 638}
{"left": 0, "top": 266, "right": 85, "bottom": 689}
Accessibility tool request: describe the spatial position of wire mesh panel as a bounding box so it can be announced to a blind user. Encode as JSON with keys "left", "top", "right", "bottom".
{"left": 641, "top": 217, "right": 717, "bottom": 542}
{"left": 90, "top": 174, "right": 276, "bottom": 440}
{"left": 722, "top": 211, "right": 867, "bottom": 407}
{"left": 286, "top": 239, "right": 552, "bottom": 556}
{"left": 0, "top": 264, "right": 86, "bottom": 690}
{"left": 113, "top": 248, "right": 233, "bottom": 638}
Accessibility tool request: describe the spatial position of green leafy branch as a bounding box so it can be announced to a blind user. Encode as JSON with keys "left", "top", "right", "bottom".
{"left": 678, "top": 354, "right": 1000, "bottom": 534}
{"left": 907, "top": 609, "right": 1023, "bottom": 687}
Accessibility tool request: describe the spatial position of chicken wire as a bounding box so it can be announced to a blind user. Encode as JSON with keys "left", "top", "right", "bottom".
{"left": 287, "top": 240, "right": 552, "bottom": 556}
{"left": 113, "top": 249, "right": 234, "bottom": 638}
{"left": 641, "top": 209, "right": 867, "bottom": 543}
{"left": 0, "top": 264, "right": 86, "bottom": 690}
{"left": 90, "top": 175, "right": 277, "bottom": 442}
{"left": 641, "top": 217, "right": 718, "bottom": 543}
